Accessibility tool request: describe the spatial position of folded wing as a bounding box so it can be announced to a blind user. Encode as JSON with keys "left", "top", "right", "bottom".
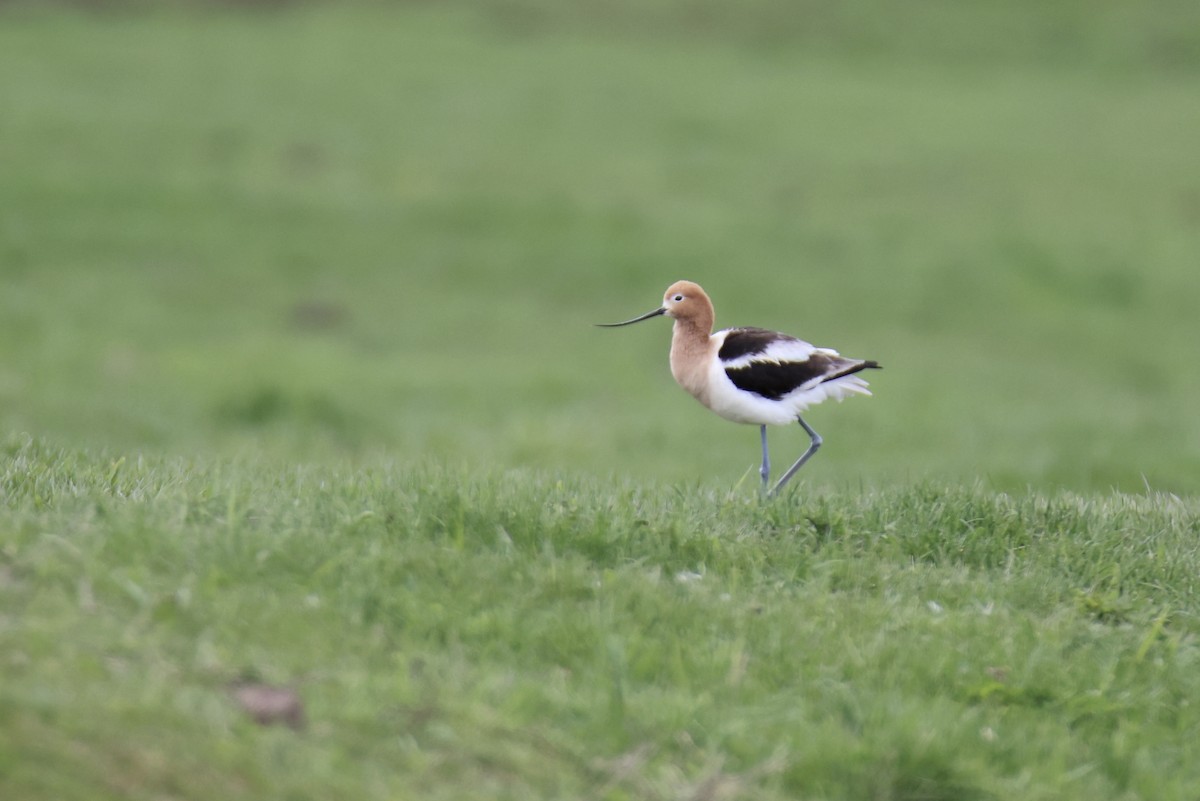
{"left": 719, "top": 327, "right": 880, "bottom": 402}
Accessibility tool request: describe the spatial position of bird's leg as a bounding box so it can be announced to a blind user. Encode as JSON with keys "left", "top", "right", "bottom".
{"left": 759, "top": 425, "right": 771, "bottom": 491}
{"left": 769, "top": 416, "right": 822, "bottom": 496}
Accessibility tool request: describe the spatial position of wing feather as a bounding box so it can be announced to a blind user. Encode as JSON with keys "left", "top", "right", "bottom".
{"left": 719, "top": 328, "right": 879, "bottom": 402}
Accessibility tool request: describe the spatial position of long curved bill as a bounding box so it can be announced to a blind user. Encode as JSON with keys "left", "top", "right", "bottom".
{"left": 595, "top": 307, "right": 666, "bottom": 327}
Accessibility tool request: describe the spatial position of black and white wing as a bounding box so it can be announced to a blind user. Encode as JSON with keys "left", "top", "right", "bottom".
{"left": 719, "top": 327, "right": 880, "bottom": 401}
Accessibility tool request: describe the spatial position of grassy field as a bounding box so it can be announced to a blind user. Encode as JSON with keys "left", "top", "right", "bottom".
{"left": 2, "top": 1, "right": 1200, "bottom": 798}
{"left": 4, "top": 441, "right": 1200, "bottom": 800}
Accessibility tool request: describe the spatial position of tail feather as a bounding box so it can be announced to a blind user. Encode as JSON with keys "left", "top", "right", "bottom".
{"left": 823, "top": 374, "right": 873, "bottom": 402}
{"left": 826, "top": 358, "right": 882, "bottom": 383}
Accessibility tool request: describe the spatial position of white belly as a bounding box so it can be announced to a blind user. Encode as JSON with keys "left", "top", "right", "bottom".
{"left": 701, "top": 358, "right": 872, "bottom": 426}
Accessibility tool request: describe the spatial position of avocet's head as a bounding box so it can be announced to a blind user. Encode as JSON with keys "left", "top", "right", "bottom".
{"left": 660, "top": 280, "right": 711, "bottom": 321}
{"left": 596, "top": 280, "right": 712, "bottom": 328}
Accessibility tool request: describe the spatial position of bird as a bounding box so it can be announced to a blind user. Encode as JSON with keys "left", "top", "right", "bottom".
{"left": 598, "top": 280, "right": 881, "bottom": 496}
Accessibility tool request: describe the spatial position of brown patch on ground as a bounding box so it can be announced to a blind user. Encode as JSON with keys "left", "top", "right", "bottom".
{"left": 229, "top": 681, "right": 306, "bottom": 730}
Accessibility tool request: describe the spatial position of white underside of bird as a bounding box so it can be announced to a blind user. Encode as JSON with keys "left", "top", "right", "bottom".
{"left": 673, "top": 328, "right": 874, "bottom": 426}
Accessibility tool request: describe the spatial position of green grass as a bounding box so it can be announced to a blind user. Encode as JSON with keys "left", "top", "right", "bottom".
{"left": 2, "top": 0, "right": 1199, "bottom": 492}
{"left": 3, "top": 1, "right": 1200, "bottom": 798}
{"left": 3, "top": 439, "right": 1200, "bottom": 799}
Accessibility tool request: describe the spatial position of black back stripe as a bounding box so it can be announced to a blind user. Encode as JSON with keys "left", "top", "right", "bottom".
{"left": 726, "top": 356, "right": 881, "bottom": 401}
{"left": 726, "top": 354, "right": 836, "bottom": 401}
{"left": 718, "top": 327, "right": 795, "bottom": 362}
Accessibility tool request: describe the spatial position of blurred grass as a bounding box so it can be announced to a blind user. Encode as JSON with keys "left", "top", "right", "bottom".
{"left": 4, "top": 6, "right": 1200, "bottom": 799}
{"left": 1, "top": 0, "right": 1199, "bottom": 492}
{"left": 4, "top": 441, "right": 1200, "bottom": 800}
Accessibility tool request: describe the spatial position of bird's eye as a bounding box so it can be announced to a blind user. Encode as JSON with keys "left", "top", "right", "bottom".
{"left": 672, "top": 294, "right": 685, "bottom": 302}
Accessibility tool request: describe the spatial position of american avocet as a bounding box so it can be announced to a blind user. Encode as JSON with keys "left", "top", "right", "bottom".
{"left": 599, "top": 280, "right": 881, "bottom": 495}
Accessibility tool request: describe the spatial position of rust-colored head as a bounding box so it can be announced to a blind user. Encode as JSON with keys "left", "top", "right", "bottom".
{"left": 660, "top": 280, "right": 712, "bottom": 324}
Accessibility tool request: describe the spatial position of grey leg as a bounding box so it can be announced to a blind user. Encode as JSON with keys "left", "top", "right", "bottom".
{"left": 769, "top": 416, "right": 822, "bottom": 496}
{"left": 759, "top": 425, "right": 771, "bottom": 490}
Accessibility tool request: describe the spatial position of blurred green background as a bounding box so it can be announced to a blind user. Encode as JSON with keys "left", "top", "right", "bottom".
{"left": 2, "top": 0, "right": 1199, "bottom": 493}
